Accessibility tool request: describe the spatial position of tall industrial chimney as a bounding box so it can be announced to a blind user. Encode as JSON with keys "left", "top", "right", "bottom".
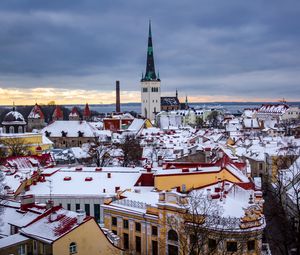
{"left": 116, "top": 80, "right": 121, "bottom": 113}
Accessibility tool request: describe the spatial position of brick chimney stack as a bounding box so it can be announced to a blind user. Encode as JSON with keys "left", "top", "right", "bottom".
{"left": 116, "top": 80, "right": 121, "bottom": 113}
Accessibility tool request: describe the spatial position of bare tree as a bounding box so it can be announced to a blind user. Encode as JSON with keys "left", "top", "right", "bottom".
{"left": 88, "top": 134, "right": 113, "bottom": 167}
{"left": 165, "top": 191, "right": 258, "bottom": 255}
{"left": 207, "top": 111, "right": 223, "bottom": 128}
{"left": 0, "top": 170, "right": 7, "bottom": 229}
{"left": 264, "top": 146, "right": 300, "bottom": 255}
{"left": 119, "top": 135, "right": 142, "bottom": 167}
{"left": 0, "top": 137, "right": 27, "bottom": 156}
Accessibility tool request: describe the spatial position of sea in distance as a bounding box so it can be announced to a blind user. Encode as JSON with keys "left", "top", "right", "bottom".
{"left": 64, "top": 102, "right": 300, "bottom": 115}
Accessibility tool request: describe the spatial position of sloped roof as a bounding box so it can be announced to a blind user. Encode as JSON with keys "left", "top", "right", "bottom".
{"left": 52, "top": 106, "right": 63, "bottom": 119}
{"left": 28, "top": 104, "right": 45, "bottom": 119}
{"left": 42, "top": 120, "right": 97, "bottom": 137}
{"left": 2, "top": 110, "right": 26, "bottom": 125}
{"left": 161, "top": 97, "right": 180, "bottom": 106}
{"left": 20, "top": 207, "right": 89, "bottom": 243}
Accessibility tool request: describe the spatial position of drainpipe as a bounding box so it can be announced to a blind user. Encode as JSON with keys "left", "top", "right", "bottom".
{"left": 143, "top": 213, "right": 148, "bottom": 255}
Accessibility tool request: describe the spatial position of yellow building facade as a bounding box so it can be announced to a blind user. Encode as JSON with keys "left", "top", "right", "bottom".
{"left": 154, "top": 167, "right": 246, "bottom": 192}
{"left": 103, "top": 190, "right": 264, "bottom": 255}
{"left": 0, "top": 218, "right": 123, "bottom": 255}
{"left": 0, "top": 132, "right": 52, "bottom": 156}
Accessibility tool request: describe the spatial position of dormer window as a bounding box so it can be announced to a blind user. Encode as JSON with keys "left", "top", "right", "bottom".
{"left": 78, "top": 131, "right": 84, "bottom": 137}
{"left": 61, "top": 131, "right": 68, "bottom": 137}
{"left": 45, "top": 131, "right": 51, "bottom": 137}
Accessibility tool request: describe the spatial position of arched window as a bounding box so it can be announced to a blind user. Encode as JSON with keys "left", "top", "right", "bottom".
{"left": 168, "top": 230, "right": 178, "bottom": 242}
{"left": 9, "top": 126, "right": 14, "bottom": 133}
{"left": 168, "top": 230, "right": 179, "bottom": 255}
{"left": 18, "top": 126, "right": 23, "bottom": 133}
{"left": 69, "top": 242, "right": 77, "bottom": 254}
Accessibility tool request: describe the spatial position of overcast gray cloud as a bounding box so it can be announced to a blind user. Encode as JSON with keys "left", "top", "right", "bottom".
{"left": 0, "top": 0, "right": 299, "bottom": 102}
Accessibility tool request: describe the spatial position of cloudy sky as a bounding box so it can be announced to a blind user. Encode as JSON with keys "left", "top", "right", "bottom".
{"left": 0, "top": 0, "right": 299, "bottom": 105}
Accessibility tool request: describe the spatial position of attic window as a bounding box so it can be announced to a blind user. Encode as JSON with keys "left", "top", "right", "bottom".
{"left": 64, "top": 176, "right": 72, "bottom": 181}
{"left": 85, "top": 177, "right": 93, "bottom": 182}
{"left": 69, "top": 242, "right": 77, "bottom": 254}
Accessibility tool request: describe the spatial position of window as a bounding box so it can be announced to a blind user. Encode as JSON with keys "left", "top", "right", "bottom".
{"left": 259, "top": 163, "right": 263, "bottom": 170}
{"left": 136, "top": 236, "right": 141, "bottom": 253}
{"left": 123, "top": 233, "right": 129, "bottom": 249}
{"left": 142, "top": 87, "right": 148, "bottom": 92}
{"left": 67, "top": 203, "right": 71, "bottom": 210}
{"left": 190, "top": 234, "right": 197, "bottom": 246}
{"left": 18, "top": 244, "right": 26, "bottom": 255}
{"left": 152, "top": 240, "right": 158, "bottom": 255}
{"left": 112, "top": 216, "right": 117, "bottom": 226}
{"left": 112, "top": 230, "right": 117, "bottom": 235}
{"left": 69, "top": 242, "right": 77, "bottom": 254}
{"left": 123, "top": 219, "right": 129, "bottom": 229}
{"left": 135, "top": 222, "right": 141, "bottom": 232}
{"left": 9, "top": 126, "right": 14, "bottom": 134}
{"left": 94, "top": 204, "right": 100, "bottom": 223}
{"left": 247, "top": 240, "right": 255, "bottom": 251}
{"left": 152, "top": 226, "right": 157, "bottom": 236}
{"left": 84, "top": 204, "right": 90, "bottom": 216}
{"left": 168, "top": 230, "right": 178, "bottom": 242}
{"left": 33, "top": 240, "right": 37, "bottom": 250}
{"left": 227, "top": 241, "right": 237, "bottom": 252}
{"left": 168, "top": 244, "right": 178, "bottom": 255}
{"left": 208, "top": 238, "right": 217, "bottom": 250}
{"left": 75, "top": 204, "right": 80, "bottom": 211}
{"left": 18, "top": 126, "right": 23, "bottom": 133}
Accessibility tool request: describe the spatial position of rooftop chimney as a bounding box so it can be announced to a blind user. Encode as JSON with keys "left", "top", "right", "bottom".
{"left": 20, "top": 194, "right": 35, "bottom": 211}
{"left": 116, "top": 80, "right": 121, "bottom": 113}
{"left": 77, "top": 209, "right": 86, "bottom": 224}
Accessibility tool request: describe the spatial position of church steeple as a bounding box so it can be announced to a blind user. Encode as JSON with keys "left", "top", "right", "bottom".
{"left": 142, "top": 20, "right": 159, "bottom": 81}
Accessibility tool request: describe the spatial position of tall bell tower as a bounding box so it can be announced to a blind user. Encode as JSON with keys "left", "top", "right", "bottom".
{"left": 141, "top": 21, "right": 161, "bottom": 120}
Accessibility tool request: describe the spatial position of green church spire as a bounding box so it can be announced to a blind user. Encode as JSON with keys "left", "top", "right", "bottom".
{"left": 142, "top": 20, "right": 159, "bottom": 81}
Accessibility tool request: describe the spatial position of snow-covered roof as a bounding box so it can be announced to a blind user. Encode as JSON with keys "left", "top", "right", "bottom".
{"left": 28, "top": 104, "right": 44, "bottom": 119}
{"left": 2, "top": 110, "right": 26, "bottom": 125}
{"left": 26, "top": 167, "right": 142, "bottom": 197}
{"left": 258, "top": 104, "right": 289, "bottom": 114}
{"left": 0, "top": 234, "right": 29, "bottom": 249}
{"left": 19, "top": 207, "right": 89, "bottom": 243}
{"left": 42, "top": 120, "right": 97, "bottom": 137}
{"left": 127, "top": 119, "right": 145, "bottom": 133}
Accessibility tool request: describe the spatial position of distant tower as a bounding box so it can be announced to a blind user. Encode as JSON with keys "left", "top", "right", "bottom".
{"left": 176, "top": 89, "right": 178, "bottom": 98}
{"left": 185, "top": 95, "right": 189, "bottom": 110}
{"left": 27, "top": 103, "right": 45, "bottom": 131}
{"left": 83, "top": 103, "right": 91, "bottom": 121}
{"left": 141, "top": 21, "right": 161, "bottom": 120}
{"left": 116, "top": 80, "right": 121, "bottom": 113}
{"left": 69, "top": 106, "right": 80, "bottom": 121}
{"left": 52, "top": 105, "right": 63, "bottom": 121}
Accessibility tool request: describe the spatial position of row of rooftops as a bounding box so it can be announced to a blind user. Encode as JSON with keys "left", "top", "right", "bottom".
{"left": 1, "top": 103, "right": 92, "bottom": 125}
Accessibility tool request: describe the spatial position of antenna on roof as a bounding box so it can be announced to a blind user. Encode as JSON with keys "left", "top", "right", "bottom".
{"left": 48, "top": 179, "right": 53, "bottom": 204}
